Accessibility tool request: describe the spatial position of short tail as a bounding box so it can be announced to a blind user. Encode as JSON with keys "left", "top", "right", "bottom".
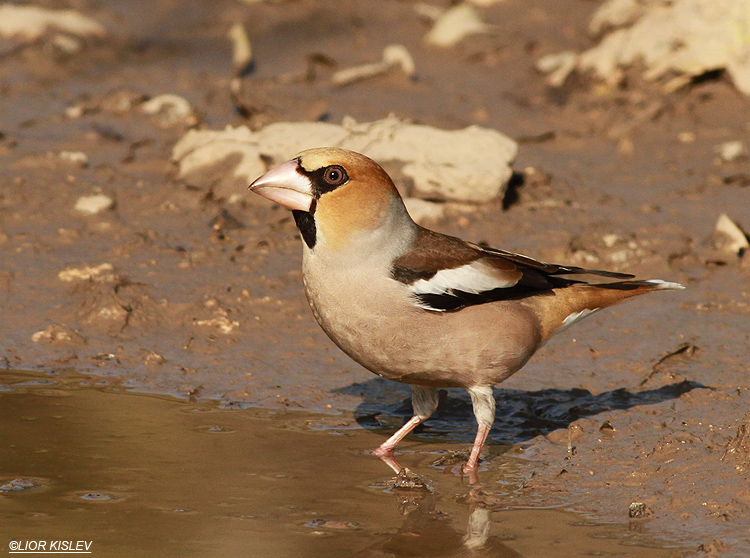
{"left": 537, "top": 278, "right": 685, "bottom": 342}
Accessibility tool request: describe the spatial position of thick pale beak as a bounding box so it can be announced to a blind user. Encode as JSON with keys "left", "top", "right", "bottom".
{"left": 249, "top": 159, "right": 314, "bottom": 212}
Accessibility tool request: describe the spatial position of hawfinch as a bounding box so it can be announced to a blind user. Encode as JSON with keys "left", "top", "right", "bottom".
{"left": 249, "top": 147, "right": 683, "bottom": 475}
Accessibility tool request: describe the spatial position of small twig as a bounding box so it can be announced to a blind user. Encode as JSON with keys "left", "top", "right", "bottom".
{"left": 227, "top": 22, "right": 259, "bottom": 118}
{"left": 639, "top": 342, "right": 697, "bottom": 386}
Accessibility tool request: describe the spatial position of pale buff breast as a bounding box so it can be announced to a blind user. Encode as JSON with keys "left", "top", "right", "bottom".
{"left": 301, "top": 252, "right": 543, "bottom": 388}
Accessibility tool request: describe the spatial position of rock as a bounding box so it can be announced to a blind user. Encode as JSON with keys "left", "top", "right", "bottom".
{"left": 628, "top": 501, "right": 652, "bottom": 519}
{"left": 361, "top": 119, "right": 515, "bottom": 202}
{"left": 539, "top": 0, "right": 750, "bottom": 96}
{"left": 714, "top": 140, "right": 747, "bottom": 162}
{"left": 74, "top": 194, "right": 114, "bottom": 215}
{"left": 0, "top": 4, "right": 105, "bottom": 42}
{"left": 89, "top": 304, "right": 128, "bottom": 324}
{"left": 535, "top": 51, "right": 578, "bottom": 87}
{"left": 414, "top": 3, "right": 444, "bottom": 22}
{"left": 51, "top": 34, "right": 83, "bottom": 54}
{"left": 403, "top": 198, "right": 446, "bottom": 223}
{"left": 589, "top": 0, "right": 655, "bottom": 36}
{"left": 713, "top": 213, "right": 749, "bottom": 255}
{"left": 172, "top": 115, "right": 517, "bottom": 203}
{"left": 144, "top": 352, "right": 166, "bottom": 366}
{"left": 677, "top": 131, "right": 696, "bottom": 144}
{"left": 58, "top": 151, "right": 88, "bottom": 167}
{"left": 424, "top": 4, "right": 491, "bottom": 48}
{"left": 172, "top": 126, "right": 265, "bottom": 201}
{"left": 31, "top": 324, "right": 86, "bottom": 345}
{"left": 64, "top": 105, "right": 85, "bottom": 119}
{"left": 194, "top": 316, "right": 240, "bottom": 334}
{"left": 141, "top": 94, "right": 196, "bottom": 127}
{"left": 58, "top": 263, "right": 117, "bottom": 283}
{"left": 602, "top": 233, "right": 621, "bottom": 248}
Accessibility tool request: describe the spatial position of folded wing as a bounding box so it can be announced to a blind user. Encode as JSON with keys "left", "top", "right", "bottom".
{"left": 391, "top": 227, "right": 636, "bottom": 312}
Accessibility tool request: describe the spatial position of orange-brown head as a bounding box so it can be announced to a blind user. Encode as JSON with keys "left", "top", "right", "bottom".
{"left": 250, "top": 147, "right": 415, "bottom": 254}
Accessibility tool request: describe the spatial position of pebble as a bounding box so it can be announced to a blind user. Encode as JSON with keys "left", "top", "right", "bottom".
{"left": 714, "top": 213, "right": 749, "bottom": 255}
{"left": 58, "top": 151, "right": 88, "bottom": 167}
{"left": 74, "top": 194, "right": 114, "bottom": 215}
{"left": 141, "top": 94, "right": 196, "bottom": 127}
{"left": 31, "top": 324, "right": 86, "bottom": 344}
{"left": 715, "top": 140, "right": 747, "bottom": 162}
{"left": 57, "top": 263, "right": 115, "bottom": 282}
{"left": 425, "top": 4, "right": 490, "bottom": 48}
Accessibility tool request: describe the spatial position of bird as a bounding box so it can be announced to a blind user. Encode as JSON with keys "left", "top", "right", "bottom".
{"left": 249, "top": 147, "right": 684, "bottom": 475}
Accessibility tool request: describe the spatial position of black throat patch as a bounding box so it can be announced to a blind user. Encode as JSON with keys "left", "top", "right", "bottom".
{"left": 292, "top": 209, "right": 316, "bottom": 249}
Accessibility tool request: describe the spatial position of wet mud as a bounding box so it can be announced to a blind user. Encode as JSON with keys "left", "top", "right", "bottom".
{"left": 1, "top": 0, "right": 750, "bottom": 555}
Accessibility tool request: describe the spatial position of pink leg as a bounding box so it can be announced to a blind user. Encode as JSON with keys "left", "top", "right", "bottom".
{"left": 372, "top": 385, "right": 438, "bottom": 468}
{"left": 462, "top": 386, "right": 495, "bottom": 476}
{"left": 463, "top": 423, "right": 491, "bottom": 474}
{"left": 373, "top": 415, "right": 426, "bottom": 457}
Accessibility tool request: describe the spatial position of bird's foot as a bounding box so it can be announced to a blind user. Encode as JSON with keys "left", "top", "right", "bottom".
{"left": 462, "top": 461, "right": 481, "bottom": 485}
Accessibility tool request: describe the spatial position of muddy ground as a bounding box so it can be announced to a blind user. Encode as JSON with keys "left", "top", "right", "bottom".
{"left": 1, "top": 0, "right": 749, "bottom": 555}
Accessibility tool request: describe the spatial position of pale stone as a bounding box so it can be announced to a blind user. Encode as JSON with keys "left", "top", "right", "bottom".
{"left": 74, "top": 194, "right": 114, "bottom": 215}
{"left": 58, "top": 263, "right": 116, "bottom": 282}
{"left": 0, "top": 4, "right": 105, "bottom": 41}
{"left": 715, "top": 141, "right": 747, "bottom": 162}
{"left": 540, "top": 0, "right": 750, "bottom": 96}
{"left": 172, "top": 116, "right": 517, "bottom": 203}
{"left": 425, "top": 4, "right": 490, "bottom": 48}
{"left": 141, "top": 94, "right": 196, "bottom": 126}
{"left": 714, "top": 213, "right": 749, "bottom": 254}
{"left": 403, "top": 198, "right": 446, "bottom": 223}
{"left": 58, "top": 151, "right": 88, "bottom": 167}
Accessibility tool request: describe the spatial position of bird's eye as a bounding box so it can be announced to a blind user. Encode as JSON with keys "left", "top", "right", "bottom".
{"left": 323, "top": 165, "right": 347, "bottom": 186}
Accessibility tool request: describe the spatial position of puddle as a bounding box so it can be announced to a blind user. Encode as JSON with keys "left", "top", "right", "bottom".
{"left": 0, "top": 371, "right": 689, "bottom": 557}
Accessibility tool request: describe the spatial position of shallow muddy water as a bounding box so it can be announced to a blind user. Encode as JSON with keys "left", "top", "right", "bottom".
{"left": 0, "top": 370, "right": 689, "bottom": 558}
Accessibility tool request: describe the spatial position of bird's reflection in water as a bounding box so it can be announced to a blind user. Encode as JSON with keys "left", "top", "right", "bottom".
{"left": 355, "top": 473, "right": 523, "bottom": 558}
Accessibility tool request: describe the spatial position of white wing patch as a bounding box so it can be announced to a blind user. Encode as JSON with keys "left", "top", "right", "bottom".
{"left": 410, "top": 260, "right": 519, "bottom": 298}
{"left": 556, "top": 308, "right": 599, "bottom": 335}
